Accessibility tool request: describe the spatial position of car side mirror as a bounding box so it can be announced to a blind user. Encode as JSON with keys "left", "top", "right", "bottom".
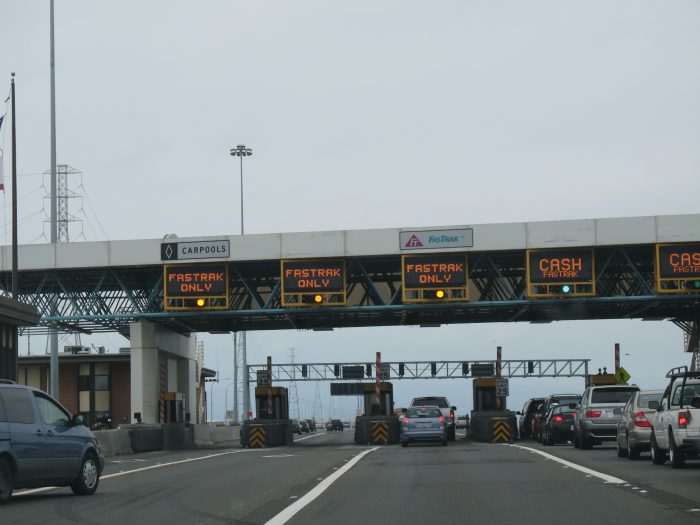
{"left": 692, "top": 397, "right": 700, "bottom": 409}
{"left": 648, "top": 400, "right": 660, "bottom": 411}
{"left": 72, "top": 414, "right": 85, "bottom": 426}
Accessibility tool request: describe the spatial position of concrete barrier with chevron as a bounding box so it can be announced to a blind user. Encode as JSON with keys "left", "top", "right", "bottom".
{"left": 371, "top": 421, "right": 389, "bottom": 444}
{"left": 248, "top": 426, "right": 267, "bottom": 448}
{"left": 491, "top": 418, "right": 512, "bottom": 443}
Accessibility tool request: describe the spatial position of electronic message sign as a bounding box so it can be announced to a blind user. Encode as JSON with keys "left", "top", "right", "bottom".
{"left": 526, "top": 248, "right": 595, "bottom": 298}
{"left": 656, "top": 243, "right": 700, "bottom": 293}
{"left": 402, "top": 254, "right": 468, "bottom": 303}
{"left": 163, "top": 263, "right": 228, "bottom": 310}
{"left": 281, "top": 259, "right": 346, "bottom": 307}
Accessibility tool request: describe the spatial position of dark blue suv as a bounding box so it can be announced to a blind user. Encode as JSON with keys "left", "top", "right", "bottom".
{"left": 0, "top": 380, "right": 104, "bottom": 503}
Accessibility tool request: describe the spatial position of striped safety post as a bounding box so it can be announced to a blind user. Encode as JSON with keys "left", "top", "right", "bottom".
{"left": 159, "top": 361, "right": 166, "bottom": 423}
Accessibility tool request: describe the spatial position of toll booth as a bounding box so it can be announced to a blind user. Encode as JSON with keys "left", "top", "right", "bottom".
{"left": 354, "top": 383, "right": 400, "bottom": 445}
{"left": 255, "top": 386, "right": 290, "bottom": 420}
{"left": 240, "top": 387, "right": 293, "bottom": 448}
{"left": 470, "top": 378, "right": 517, "bottom": 443}
{"left": 162, "top": 392, "right": 185, "bottom": 423}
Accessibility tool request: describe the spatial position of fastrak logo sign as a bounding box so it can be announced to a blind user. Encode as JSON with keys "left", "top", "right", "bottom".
{"left": 399, "top": 228, "right": 473, "bottom": 250}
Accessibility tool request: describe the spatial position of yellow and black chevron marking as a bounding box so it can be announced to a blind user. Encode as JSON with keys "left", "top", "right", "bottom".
{"left": 249, "top": 426, "right": 267, "bottom": 448}
{"left": 492, "top": 420, "right": 511, "bottom": 443}
{"left": 371, "top": 422, "right": 389, "bottom": 444}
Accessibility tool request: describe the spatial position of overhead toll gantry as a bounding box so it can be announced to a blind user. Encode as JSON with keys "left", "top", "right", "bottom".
{"left": 0, "top": 214, "right": 697, "bottom": 352}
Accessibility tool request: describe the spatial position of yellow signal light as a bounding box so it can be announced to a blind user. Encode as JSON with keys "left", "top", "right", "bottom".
{"left": 196, "top": 298, "right": 205, "bottom": 307}
{"left": 435, "top": 290, "right": 445, "bottom": 299}
{"left": 314, "top": 294, "right": 323, "bottom": 304}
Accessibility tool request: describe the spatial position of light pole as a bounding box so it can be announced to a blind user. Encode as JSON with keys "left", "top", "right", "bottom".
{"left": 229, "top": 144, "right": 253, "bottom": 421}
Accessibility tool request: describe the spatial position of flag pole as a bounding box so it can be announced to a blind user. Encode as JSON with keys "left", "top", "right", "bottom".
{"left": 10, "top": 73, "right": 17, "bottom": 300}
{"left": 49, "top": 0, "right": 59, "bottom": 399}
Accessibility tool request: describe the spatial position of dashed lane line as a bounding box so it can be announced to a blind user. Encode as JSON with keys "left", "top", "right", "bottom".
{"left": 508, "top": 444, "right": 626, "bottom": 484}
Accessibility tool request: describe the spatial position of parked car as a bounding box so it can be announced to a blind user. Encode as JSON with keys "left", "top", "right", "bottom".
{"left": 0, "top": 380, "right": 105, "bottom": 504}
{"left": 299, "top": 420, "right": 310, "bottom": 433}
{"left": 541, "top": 404, "right": 576, "bottom": 445}
{"left": 574, "top": 384, "right": 639, "bottom": 449}
{"left": 306, "top": 419, "right": 316, "bottom": 431}
{"left": 517, "top": 397, "right": 545, "bottom": 440}
{"left": 291, "top": 419, "right": 302, "bottom": 435}
{"left": 649, "top": 367, "right": 700, "bottom": 468}
{"left": 400, "top": 406, "right": 447, "bottom": 447}
{"left": 616, "top": 389, "right": 663, "bottom": 459}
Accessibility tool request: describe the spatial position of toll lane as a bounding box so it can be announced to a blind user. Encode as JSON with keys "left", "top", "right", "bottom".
{"left": 282, "top": 439, "right": 700, "bottom": 525}
{"left": 2, "top": 433, "right": 371, "bottom": 525}
{"left": 4, "top": 434, "right": 700, "bottom": 524}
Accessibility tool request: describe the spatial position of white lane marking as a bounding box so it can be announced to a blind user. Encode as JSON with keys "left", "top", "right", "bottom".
{"left": 263, "top": 454, "right": 297, "bottom": 458}
{"left": 294, "top": 432, "right": 328, "bottom": 442}
{"left": 265, "top": 447, "right": 379, "bottom": 525}
{"left": 15, "top": 449, "right": 257, "bottom": 497}
{"left": 508, "top": 444, "right": 626, "bottom": 484}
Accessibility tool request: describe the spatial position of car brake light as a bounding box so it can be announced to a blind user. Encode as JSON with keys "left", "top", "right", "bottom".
{"left": 449, "top": 409, "right": 455, "bottom": 420}
{"left": 402, "top": 417, "right": 409, "bottom": 424}
{"left": 633, "top": 411, "right": 651, "bottom": 428}
{"left": 438, "top": 416, "right": 445, "bottom": 422}
{"left": 552, "top": 415, "right": 563, "bottom": 422}
{"left": 585, "top": 410, "right": 602, "bottom": 418}
{"left": 679, "top": 411, "right": 690, "bottom": 427}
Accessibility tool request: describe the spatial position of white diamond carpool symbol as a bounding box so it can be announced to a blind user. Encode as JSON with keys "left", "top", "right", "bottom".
{"left": 165, "top": 245, "right": 174, "bottom": 259}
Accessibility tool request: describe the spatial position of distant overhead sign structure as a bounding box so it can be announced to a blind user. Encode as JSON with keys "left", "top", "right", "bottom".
{"left": 280, "top": 259, "right": 347, "bottom": 307}
{"left": 163, "top": 263, "right": 229, "bottom": 311}
{"left": 656, "top": 243, "right": 700, "bottom": 294}
{"left": 526, "top": 248, "right": 595, "bottom": 298}
{"left": 402, "top": 254, "right": 468, "bottom": 303}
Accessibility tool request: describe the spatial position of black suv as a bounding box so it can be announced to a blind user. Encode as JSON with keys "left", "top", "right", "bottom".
{"left": 329, "top": 419, "right": 344, "bottom": 431}
{"left": 0, "top": 380, "right": 104, "bottom": 503}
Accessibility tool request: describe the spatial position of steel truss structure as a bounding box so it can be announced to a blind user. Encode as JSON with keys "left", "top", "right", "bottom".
{"left": 1, "top": 245, "right": 698, "bottom": 337}
{"left": 247, "top": 359, "right": 591, "bottom": 382}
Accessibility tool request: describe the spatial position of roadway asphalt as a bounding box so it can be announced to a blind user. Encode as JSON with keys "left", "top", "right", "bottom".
{"left": 3, "top": 431, "right": 700, "bottom": 524}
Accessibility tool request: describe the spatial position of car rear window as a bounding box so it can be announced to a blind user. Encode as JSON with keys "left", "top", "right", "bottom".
{"left": 638, "top": 393, "right": 662, "bottom": 409}
{"left": 550, "top": 395, "right": 580, "bottom": 406}
{"left": 591, "top": 388, "right": 637, "bottom": 404}
{"left": 407, "top": 408, "right": 442, "bottom": 418}
{"left": 551, "top": 405, "right": 575, "bottom": 415}
{"left": 672, "top": 384, "right": 700, "bottom": 405}
{"left": 0, "top": 387, "right": 35, "bottom": 424}
{"left": 412, "top": 398, "right": 449, "bottom": 408}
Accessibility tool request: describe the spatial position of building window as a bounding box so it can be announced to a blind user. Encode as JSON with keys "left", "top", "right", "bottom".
{"left": 76, "top": 362, "right": 112, "bottom": 429}
{"left": 17, "top": 367, "right": 41, "bottom": 389}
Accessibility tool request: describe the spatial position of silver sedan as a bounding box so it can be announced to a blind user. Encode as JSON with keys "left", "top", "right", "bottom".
{"left": 616, "top": 389, "right": 664, "bottom": 459}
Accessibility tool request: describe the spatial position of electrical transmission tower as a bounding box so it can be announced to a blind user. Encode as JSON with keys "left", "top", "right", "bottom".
{"left": 43, "top": 164, "right": 85, "bottom": 243}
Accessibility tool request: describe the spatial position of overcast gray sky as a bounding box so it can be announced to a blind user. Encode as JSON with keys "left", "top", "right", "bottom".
{"left": 1, "top": 1, "right": 699, "bottom": 421}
